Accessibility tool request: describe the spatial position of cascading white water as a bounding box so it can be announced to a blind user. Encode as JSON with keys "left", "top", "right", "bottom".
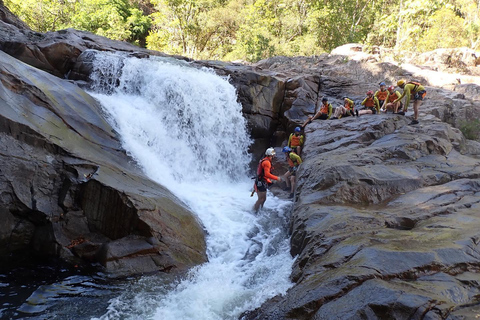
{"left": 88, "top": 51, "right": 294, "bottom": 320}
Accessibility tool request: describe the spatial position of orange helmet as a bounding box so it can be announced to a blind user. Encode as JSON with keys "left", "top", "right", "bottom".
{"left": 367, "top": 90, "right": 374, "bottom": 95}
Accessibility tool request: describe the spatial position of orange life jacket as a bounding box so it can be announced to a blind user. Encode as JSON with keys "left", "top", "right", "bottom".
{"left": 388, "top": 92, "right": 398, "bottom": 103}
{"left": 320, "top": 103, "right": 330, "bottom": 114}
{"left": 344, "top": 99, "right": 354, "bottom": 111}
{"left": 256, "top": 157, "right": 274, "bottom": 182}
{"left": 376, "top": 89, "right": 388, "bottom": 101}
{"left": 364, "top": 97, "right": 375, "bottom": 108}
{"left": 289, "top": 134, "right": 302, "bottom": 147}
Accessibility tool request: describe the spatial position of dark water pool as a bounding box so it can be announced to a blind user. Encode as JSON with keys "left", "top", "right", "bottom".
{"left": 0, "top": 254, "right": 125, "bottom": 320}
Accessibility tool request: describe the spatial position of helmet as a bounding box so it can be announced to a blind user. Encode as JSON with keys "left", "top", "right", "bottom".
{"left": 367, "top": 90, "right": 374, "bottom": 95}
{"left": 387, "top": 85, "right": 395, "bottom": 92}
{"left": 294, "top": 127, "right": 301, "bottom": 133}
{"left": 397, "top": 79, "right": 406, "bottom": 87}
{"left": 265, "top": 147, "right": 276, "bottom": 156}
{"left": 322, "top": 97, "right": 328, "bottom": 102}
{"left": 282, "top": 146, "right": 292, "bottom": 153}
{"left": 379, "top": 82, "right": 386, "bottom": 86}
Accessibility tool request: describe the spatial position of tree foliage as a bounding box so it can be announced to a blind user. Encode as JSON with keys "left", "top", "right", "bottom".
{"left": 4, "top": 0, "right": 480, "bottom": 61}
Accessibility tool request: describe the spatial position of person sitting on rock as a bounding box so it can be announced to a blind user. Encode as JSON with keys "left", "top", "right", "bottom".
{"left": 375, "top": 82, "right": 389, "bottom": 109}
{"left": 393, "top": 79, "right": 427, "bottom": 125}
{"left": 282, "top": 146, "right": 302, "bottom": 199}
{"left": 356, "top": 91, "right": 380, "bottom": 116}
{"left": 303, "top": 97, "right": 332, "bottom": 127}
{"left": 288, "top": 127, "right": 304, "bottom": 155}
{"left": 253, "top": 147, "right": 282, "bottom": 212}
{"left": 381, "top": 86, "right": 403, "bottom": 114}
{"left": 331, "top": 97, "right": 355, "bottom": 119}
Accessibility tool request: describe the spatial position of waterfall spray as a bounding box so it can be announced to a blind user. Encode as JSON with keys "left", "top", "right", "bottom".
{"left": 88, "top": 51, "right": 294, "bottom": 320}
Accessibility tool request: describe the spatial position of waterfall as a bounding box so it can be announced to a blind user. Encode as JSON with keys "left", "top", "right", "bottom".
{"left": 88, "top": 51, "right": 294, "bottom": 320}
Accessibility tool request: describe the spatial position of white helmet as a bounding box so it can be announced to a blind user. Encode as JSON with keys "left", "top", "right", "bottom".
{"left": 265, "top": 147, "right": 276, "bottom": 156}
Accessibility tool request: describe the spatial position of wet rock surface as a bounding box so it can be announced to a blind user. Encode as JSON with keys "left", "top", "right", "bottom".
{"left": 244, "top": 113, "right": 480, "bottom": 319}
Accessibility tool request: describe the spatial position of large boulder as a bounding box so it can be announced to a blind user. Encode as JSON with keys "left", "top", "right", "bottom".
{"left": 0, "top": 49, "right": 207, "bottom": 277}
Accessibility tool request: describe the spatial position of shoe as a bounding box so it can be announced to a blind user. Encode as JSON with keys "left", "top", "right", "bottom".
{"left": 330, "top": 117, "right": 337, "bottom": 120}
{"left": 409, "top": 120, "right": 419, "bottom": 125}
{"left": 289, "top": 193, "right": 294, "bottom": 198}
{"left": 355, "top": 109, "right": 359, "bottom": 117}
{"left": 397, "top": 111, "right": 405, "bottom": 115}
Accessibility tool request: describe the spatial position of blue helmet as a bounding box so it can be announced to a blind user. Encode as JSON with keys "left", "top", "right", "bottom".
{"left": 294, "top": 127, "right": 301, "bottom": 132}
{"left": 282, "top": 146, "right": 292, "bottom": 153}
{"left": 379, "top": 82, "right": 386, "bottom": 86}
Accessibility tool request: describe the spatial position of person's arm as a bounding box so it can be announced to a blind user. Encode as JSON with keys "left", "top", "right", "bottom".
{"left": 287, "top": 134, "right": 293, "bottom": 148}
{"left": 361, "top": 97, "right": 367, "bottom": 107}
{"left": 374, "top": 97, "right": 380, "bottom": 113}
{"left": 394, "top": 88, "right": 407, "bottom": 103}
{"left": 382, "top": 93, "right": 390, "bottom": 110}
{"left": 327, "top": 104, "right": 332, "bottom": 119}
{"left": 291, "top": 153, "right": 302, "bottom": 165}
{"left": 263, "top": 161, "right": 279, "bottom": 181}
{"left": 299, "top": 135, "right": 304, "bottom": 146}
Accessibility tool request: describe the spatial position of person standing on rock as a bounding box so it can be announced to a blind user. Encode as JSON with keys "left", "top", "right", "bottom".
{"left": 394, "top": 79, "right": 427, "bottom": 125}
{"left": 253, "top": 148, "right": 282, "bottom": 212}
{"left": 381, "top": 86, "right": 403, "bottom": 113}
{"left": 282, "top": 146, "right": 302, "bottom": 199}
{"left": 288, "top": 127, "right": 304, "bottom": 155}
{"left": 375, "top": 82, "right": 389, "bottom": 109}
{"left": 356, "top": 91, "right": 380, "bottom": 116}
{"left": 331, "top": 97, "right": 355, "bottom": 119}
{"left": 302, "top": 97, "right": 332, "bottom": 127}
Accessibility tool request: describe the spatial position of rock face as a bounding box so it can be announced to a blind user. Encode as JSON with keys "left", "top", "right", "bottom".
{"left": 0, "top": 49, "right": 207, "bottom": 277}
{"left": 244, "top": 115, "right": 480, "bottom": 319}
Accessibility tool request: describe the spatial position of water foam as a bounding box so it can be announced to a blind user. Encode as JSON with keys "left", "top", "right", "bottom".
{"left": 88, "top": 51, "right": 294, "bottom": 320}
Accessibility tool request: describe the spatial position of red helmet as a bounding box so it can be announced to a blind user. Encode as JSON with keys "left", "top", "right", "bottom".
{"left": 367, "top": 90, "right": 374, "bottom": 95}
{"left": 387, "top": 86, "right": 395, "bottom": 92}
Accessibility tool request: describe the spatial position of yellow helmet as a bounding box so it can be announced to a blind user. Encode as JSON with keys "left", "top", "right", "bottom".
{"left": 397, "top": 79, "right": 406, "bottom": 87}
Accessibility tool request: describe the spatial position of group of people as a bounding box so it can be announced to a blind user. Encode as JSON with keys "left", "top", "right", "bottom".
{"left": 302, "top": 80, "right": 426, "bottom": 126}
{"left": 252, "top": 79, "right": 427, "bottom": 212}
{"left": 253, "top": 127, "right": 304, "bottom": 211}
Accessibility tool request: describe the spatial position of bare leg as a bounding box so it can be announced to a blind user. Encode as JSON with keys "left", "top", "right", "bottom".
{"left": 413, "top": 100, "right": 421, "bottom": 120}
{"left": 289, "top": 175, "right": 295, "bottom": 193}
{"left": 295, "top": 146, "right": 302, "bottom": 155}
{"left": 254, "top": 191, "right": 267, "bottom": 212}
{"left": 357, "top": 109, "right": 373, "bottom": 116}
{"left": 284, "top": 171, "right": 292, "bottom": 190}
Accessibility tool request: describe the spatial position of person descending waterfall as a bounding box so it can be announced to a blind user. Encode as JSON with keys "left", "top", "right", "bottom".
{"left": 287, "top": 127, "right": 304, "bottom": 155}
{"left": 282, "top": 146, "right": 302, "bottom": 198}
{"left": 253, "top": 148, "right": 282, "bottom": 212}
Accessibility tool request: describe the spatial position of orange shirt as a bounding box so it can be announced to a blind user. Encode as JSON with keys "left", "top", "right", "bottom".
{"left": 260, "top": 157, "right": 279, "bottom": 183}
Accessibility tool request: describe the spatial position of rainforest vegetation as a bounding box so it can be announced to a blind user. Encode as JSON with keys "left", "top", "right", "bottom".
{"left": 5, "top": 0, "right": 480, "bottom": 62}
